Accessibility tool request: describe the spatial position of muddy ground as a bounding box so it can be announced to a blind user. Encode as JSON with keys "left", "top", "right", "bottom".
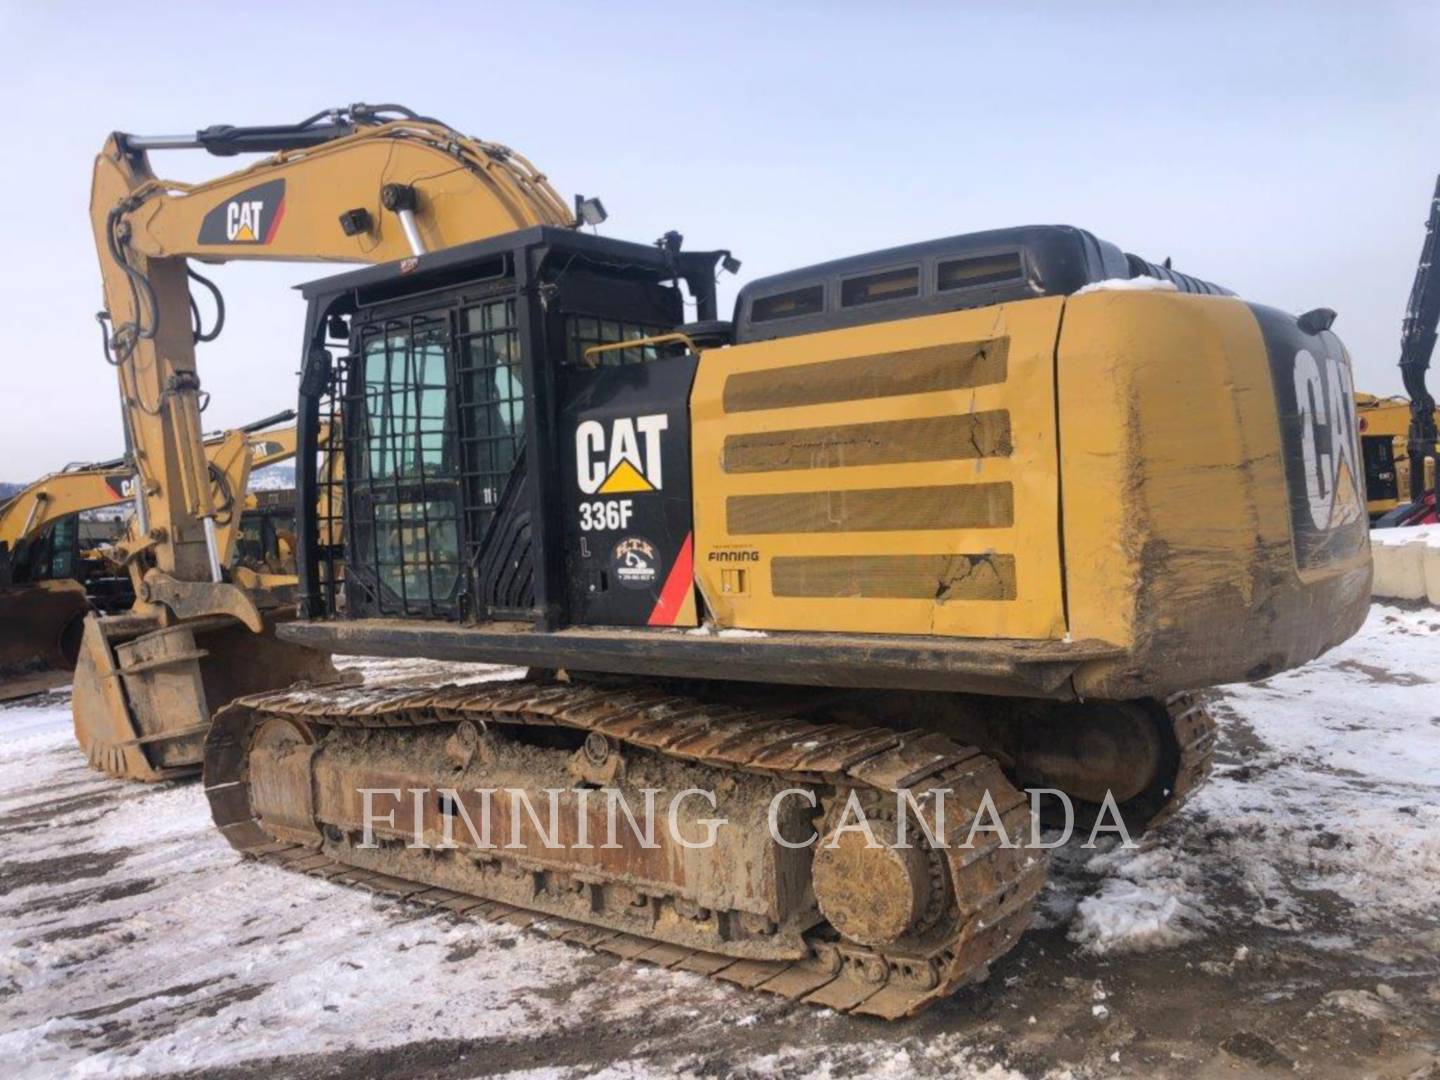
{"left": 0, "top": 609, "right": 1437, "bottom": 1078}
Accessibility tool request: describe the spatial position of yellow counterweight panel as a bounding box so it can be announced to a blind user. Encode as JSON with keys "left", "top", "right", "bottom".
{"left": 1059, "top": 292, "right": 1370, "bottom": 700}
{"left": 691, "top": 300, "right": 1067, "bottom": 639}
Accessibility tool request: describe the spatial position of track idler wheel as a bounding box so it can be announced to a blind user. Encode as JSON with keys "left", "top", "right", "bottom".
{"left": 1012, "top": 695, "right": 1216, "bottom": 834}
{"left": 906, "top": 693, "right": 1217, "bottom": 836}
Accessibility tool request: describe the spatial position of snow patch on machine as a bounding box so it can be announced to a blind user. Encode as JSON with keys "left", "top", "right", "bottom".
{"left": 1073, "top": 276, "right": 1179, "bottom": 296}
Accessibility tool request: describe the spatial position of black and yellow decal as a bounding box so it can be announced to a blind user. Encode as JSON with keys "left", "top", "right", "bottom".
{"left": 197, "top": 179, "right": 287, "bottom": 245}
{"left": 1251, "top": 304, "right": 1368, "bottom": 570}
{"left": 561, "top": 354, "right": 698, "bottom": 627}
{"left": 102, "top": 473, "right": 135, "bottom": 500}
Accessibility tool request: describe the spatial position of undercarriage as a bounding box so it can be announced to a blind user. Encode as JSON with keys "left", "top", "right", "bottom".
{"left": 205, "top": 676, "right": 1213, "bottom": 1017}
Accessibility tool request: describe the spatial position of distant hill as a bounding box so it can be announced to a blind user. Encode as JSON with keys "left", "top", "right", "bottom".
{"left": 0, "top": 481, "right": 21, "bottom": 502}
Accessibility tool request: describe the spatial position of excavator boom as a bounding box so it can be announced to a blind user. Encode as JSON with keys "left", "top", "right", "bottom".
{"left": 1399, "top": 175, "right": 1440, "bottom": 504}
{"left": 0, "top": 468, "right": 132, "bottom": 548}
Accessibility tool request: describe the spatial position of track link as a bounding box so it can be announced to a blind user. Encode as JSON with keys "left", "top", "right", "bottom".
{"left": 204, "top": 678, "right": 1050, "bottom": 1019}
{"left": 1145, "top": 692, "right": 1218, "bottom": 831}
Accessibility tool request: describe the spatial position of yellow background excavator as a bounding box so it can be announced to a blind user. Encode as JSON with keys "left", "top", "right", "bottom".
{"left": 1355, "top": 392, "right": 1440, "bottom": 518}
{"left": 76, "top": 104, "right": 573, "bottom": 780}
{"left": 0, "top": 413, "right": 306, "bottom": 702}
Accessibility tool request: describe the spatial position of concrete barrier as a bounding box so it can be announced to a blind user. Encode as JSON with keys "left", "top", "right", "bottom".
{"left": 1370, "top": 524, "right": 1440, "bottom": 605}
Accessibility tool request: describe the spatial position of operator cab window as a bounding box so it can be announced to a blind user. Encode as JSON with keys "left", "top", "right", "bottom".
{"left": 566, "top": 316, "right": 668, "bottom": 367}
{"left": 359, "top": 325, "right": 452, "bottom": 480}
{"left": 351, "top": 317, "right": 462, "bottom": 614}
{"left": 458, "top": 298, "right": 526, "bottom": 533}
{"left": 46, "top": 515, "right": 78, "bottom": 581}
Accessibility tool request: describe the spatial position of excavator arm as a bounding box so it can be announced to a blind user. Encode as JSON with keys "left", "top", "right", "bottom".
{"left": 1399, "top": 175, "right": 1440, "bottom": 504}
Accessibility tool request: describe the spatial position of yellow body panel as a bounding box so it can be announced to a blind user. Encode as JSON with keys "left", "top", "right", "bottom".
{"left": 1057, "top": 292, "right": 1370, "bottom": 698}
{"left": 688, "top": 290, "right": 1370, "bottom": 700}
{"left": 692, "top": 301, "right": 1066, "bottom": 639}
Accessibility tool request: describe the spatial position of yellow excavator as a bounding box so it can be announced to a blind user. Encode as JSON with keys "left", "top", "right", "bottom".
{"left": 1355, "top": 392, "right": 1439, "bottom": 518}
{"left": 0, "top": 413, "right": 306, "bottom": 701}
{"left": 87, "top": 104, "right": 1369, "bottom": 1018}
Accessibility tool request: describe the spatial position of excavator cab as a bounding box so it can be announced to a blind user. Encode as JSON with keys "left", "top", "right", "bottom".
{"left": 294, "top": 227, "right": 723, "bottom": 631}
{"left": 234, "top": 489, "right": 301, "bottom": 575}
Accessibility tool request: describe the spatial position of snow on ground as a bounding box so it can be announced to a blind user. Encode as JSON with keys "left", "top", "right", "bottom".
{"left": 0, "top": 693, "right": 71, "bottom": 748}
{"left": 0, "top": 660, "right": 703, "bottom": 1078}
{"left": 331, "top": 654, "right": 526, "bottom": 688}
{"left": 0, "top": 607, "right": 1437, "bottom": 1077}
{"left": 1370, "top": 522, "right": 1440, "bottom": 549}
{"left": 1061, "top": 605, "right": 1440, "bottom": 956}
{"left": 1062, "top": 846, "right": 1211, "bottom": 957}
{"left": 1205, "top": 607, "right": 1440, "bottom": 915}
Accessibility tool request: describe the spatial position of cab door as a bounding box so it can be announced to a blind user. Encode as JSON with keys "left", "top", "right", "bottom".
{"left": 344, "top": 311, "right": 465, "bottom": 618}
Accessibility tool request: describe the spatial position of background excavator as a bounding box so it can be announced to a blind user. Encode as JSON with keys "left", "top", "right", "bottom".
{"left": 83, "top": 103, "right": 1371, "bottom": 1018}
{"left": 1356, "top": 392, "right": 1439, "bottom": 519}
{"left": 1373, "top": 174, "right": 1440, "bottom": 526}
{"left": 0, "top": 412, "right": 305, "bottom": 702}
{"left": 76, "top": 104, "right": 574, "bottom": 781}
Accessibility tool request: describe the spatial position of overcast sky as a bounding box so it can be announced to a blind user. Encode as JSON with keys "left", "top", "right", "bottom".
{"left": 2, "top": 1, "right": 1438, "bottom": 477}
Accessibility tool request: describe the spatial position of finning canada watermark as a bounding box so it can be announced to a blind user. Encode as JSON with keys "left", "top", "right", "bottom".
{"left": 355, "top": 785, "right": 1135, "bottom": 851}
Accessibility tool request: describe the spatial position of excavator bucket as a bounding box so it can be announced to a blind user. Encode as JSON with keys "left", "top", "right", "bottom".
{"left": 0, "top": 579, "right": 90, "bottom": 702}
{"left": 71, "top": 610, "right": 337, "bottom": 781}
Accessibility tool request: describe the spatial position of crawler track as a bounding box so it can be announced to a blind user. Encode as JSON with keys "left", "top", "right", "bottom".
{"left": 1144, "top": 692, "right": 1218, "bottom": 831}
{"left": 204, "top": 678, "right": 1051, "bottom": 1019}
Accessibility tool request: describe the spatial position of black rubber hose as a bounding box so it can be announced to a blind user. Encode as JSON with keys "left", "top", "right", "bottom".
{"left": 105, "top": 205, "right": 159, "bottom": 356}
{"left": 188, "top": 266, "right": 226, "bottom": 343}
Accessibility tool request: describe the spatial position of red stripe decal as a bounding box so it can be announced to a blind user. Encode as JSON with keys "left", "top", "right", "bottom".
{"left": 263, "top": 198, "right": 286, "bottom": 244}
{"left": 647, "top": 532, "right": 694, "bottom": 627}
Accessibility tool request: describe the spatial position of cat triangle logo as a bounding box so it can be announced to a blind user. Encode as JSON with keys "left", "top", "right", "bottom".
{"left": 576, "top": 414, "right": 668, "bottom": 495}
{"left": 233, "top": 222, "right": 256, "bottom": 242}
{"left": 1328, "top": 456, "right": 1363, "bottom": 527}
{"left": 598, "top": 458, "right": 655, "bottom": 494}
